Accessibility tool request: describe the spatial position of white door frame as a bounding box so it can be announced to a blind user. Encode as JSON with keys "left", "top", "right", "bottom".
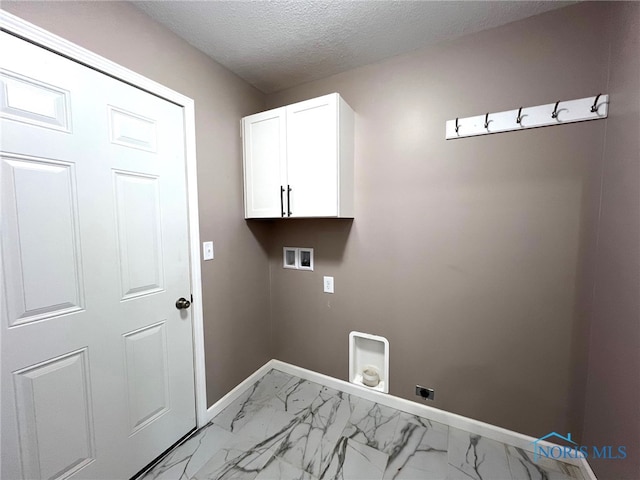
{"left": 0, "top": 11, "right": 209, "bottom": 429}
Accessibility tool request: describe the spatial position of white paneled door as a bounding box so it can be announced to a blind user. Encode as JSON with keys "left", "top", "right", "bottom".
{"left": 1, "top": 32, "right": 195, "bottom": 479}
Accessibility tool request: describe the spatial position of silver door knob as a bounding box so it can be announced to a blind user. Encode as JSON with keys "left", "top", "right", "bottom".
{"left": 175, "top": 297, "right": 191, "bottom": 310}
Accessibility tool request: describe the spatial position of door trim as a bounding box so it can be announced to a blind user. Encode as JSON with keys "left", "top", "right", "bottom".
{"left": 0, "top": 11, "right": 209, "bottom": 429}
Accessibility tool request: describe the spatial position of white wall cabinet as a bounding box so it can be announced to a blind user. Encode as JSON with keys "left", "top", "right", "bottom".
{"left": 242, "top": 93, "right": 354, "bottom": 219}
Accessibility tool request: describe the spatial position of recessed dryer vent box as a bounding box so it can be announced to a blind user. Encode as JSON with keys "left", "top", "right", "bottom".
{"left": 349, "top": 331, "right": 389, "bottom": 393}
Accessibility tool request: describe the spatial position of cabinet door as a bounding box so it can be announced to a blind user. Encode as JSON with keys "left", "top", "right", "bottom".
{"left": 242, "top": 108, "right": 287, "bottom": 218}
{"left": 286, "top": 94, "right": 338, "bottom": 217}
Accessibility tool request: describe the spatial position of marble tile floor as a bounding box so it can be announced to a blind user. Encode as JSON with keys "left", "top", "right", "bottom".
{"left": 141, "top": 369, "right": 586, "bottom": 480}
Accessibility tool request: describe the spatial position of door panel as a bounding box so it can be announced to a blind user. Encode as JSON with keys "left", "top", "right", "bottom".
{"left": 2, "top": 154, "right": 84, "bottom": 326}
{"left": 13, "top": 349, "right": 95, "bottom": 480}
{"left": 0, "top": 70, "right": 71, "bottom": 132}
{"left": 124, "top": 321, "right": 170, "bottom": 434}
{"left": 1, "top": 31, "right": 195, "bottom": 479}
{"left": 113, "top": 171, "right": 164, "bottom": 300}
{"left": 108, "top": 106, "right": 157, "bottom": 152}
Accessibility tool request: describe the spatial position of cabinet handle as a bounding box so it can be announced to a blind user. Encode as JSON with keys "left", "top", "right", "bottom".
{"left": 287, "top": 185, "right": 292, "bottom": 217}
{"left": 280, "top": 186, "right": 285, "bottom": 217}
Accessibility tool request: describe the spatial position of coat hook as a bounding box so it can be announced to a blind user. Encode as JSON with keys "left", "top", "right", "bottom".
{"left": 484, "top": 112, "right": 490, "bottom": 129}
{"left": 516, "top": 107, "right": 523, "bottom": 125}
{"left": 455, "top": 117, "right": 460, "bottom": 134}
{"left": 590, "top": 93, "right": 602, "bottom": 113}
{"left": 551, "top": 101, "right": 560, "bottom": 119}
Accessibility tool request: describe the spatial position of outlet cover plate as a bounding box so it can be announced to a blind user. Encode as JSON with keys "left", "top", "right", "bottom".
{"left": 323, "top": 276, "right": 334, "bottom": 293}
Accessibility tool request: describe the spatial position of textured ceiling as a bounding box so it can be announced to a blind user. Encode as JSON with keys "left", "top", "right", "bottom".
{"left": 132, "top": 1, "right": 574, "bottom": 94}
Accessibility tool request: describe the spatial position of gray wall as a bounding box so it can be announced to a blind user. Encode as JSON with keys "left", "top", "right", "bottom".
{"left": 581, "top": 3, "right": 640, "bottom": 480}
{"left": 1, "top": 1, "right": 272, "bottom": 407}
{"left": 265, "top": 2, "right": 611, "bottom": 439}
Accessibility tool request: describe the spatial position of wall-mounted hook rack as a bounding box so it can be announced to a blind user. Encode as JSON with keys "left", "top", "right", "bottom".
{"left": 446, "top": 94, "right": 608, "bottom": 140}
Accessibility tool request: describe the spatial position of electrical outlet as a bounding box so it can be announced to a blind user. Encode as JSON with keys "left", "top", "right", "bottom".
{"left": 415, "top": 385, "right": 435, "bottom": 401}
{"left": 323, "top": 276, "right": 334, "bottom": 294}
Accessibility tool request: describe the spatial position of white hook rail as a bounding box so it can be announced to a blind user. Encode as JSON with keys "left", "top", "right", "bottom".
{"left": 446, "top": 94, "right": 608, "bottom": 140}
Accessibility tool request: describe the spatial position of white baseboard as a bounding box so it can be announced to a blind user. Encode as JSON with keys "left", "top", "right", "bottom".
{"left": 204, "top": 360, "right": 277, "bottom": 424}
{"left": 207, "top": 359, "right": 596, "bottom": 478}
